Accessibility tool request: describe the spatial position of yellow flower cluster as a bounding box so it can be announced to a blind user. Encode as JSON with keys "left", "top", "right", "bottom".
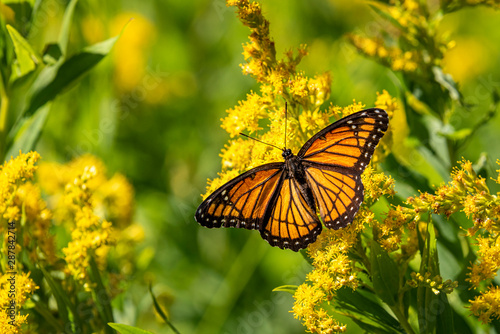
{"left": 349, "top": 35, "right": 419, "bottom": 73}
{"left": 469, "top": 285, "right": 500, "bottom": 324}
{"left": 0, "top": 272, "right": 37, "bottom": 333}
{"left": 383, "top": 159, "right": 500, "bottom": 322}
{"left": 38, "top": 155, "right": 134, "bottom": 227}
{"left": 348, "top": 0, "right": 454, "bottom": 77}
{"left": 0, "top": 152, "right": 58, "bottom": 264}
{"left": 0, "top": 152, "right": 40, "bottom": 222}
{"left": 292, "top": 242, "right": 352, "bottom": 334}
{"left": 37, "top": 155, "right": 139, "bottom": 284}
{"left": 61, "top": 165, "right": 115, "bottom": 283}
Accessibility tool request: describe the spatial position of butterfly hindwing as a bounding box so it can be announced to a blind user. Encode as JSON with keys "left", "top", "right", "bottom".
{"left": 195, "top": 163, "right": 284, "bottom": 230}
{"left": 304, "top": 167, "right": 363, "bottom": 229}
{"left": 260, "top": 177, "right": 322, "bottom": 251}
{"left": 298, "top": 108, "right": 388, "bottom": 173}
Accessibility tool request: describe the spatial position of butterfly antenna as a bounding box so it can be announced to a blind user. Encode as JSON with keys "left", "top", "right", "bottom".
{"left": 239, "top": 133, "right": 283, "bottom": 151}
{"left": 284, "top": 102, "right": 288, "bottom": 150}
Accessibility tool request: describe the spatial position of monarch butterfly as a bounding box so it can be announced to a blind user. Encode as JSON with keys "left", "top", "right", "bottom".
{"left": 195, "top": 108, "right": 389, "bottom": 251}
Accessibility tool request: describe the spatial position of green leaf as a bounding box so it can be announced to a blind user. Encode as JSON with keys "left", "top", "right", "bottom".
{"left": 58, "top": 0, "right": 78, "bottom": 56}
{"left": 108, "top": 323, "right": 155, "bottom": 334}
{"left": 272, "top": 285, "right": 298, "bottom": 294}
{"left": 370, "top": 241, "right": 400, "bottom": 306}
{"left": 5, "top": 104, "right": 49, "bottom": 158}
{"left": 26, "top": 34, "right": 120, "bottom": 117}
{"left": 334, "top": 287, "right": 401, "bottom": 332}
{"left": 6, "top": 24, "right": 40, "bottom": 78}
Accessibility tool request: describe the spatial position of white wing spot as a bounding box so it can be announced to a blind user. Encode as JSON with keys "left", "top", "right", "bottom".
{"left": 365, "top": 152, "right": 369, "bottom": 157}
{"left": 351, "top": 125, "right": 356, "bottom": 129}
{"left": 201, "top": 214, "right": 204, "bottom": 218}
{"left": 221, "top": 190, "right": 227, "bottom": 196}
{"left": 206, "top": 218, "right": 209, "bottom": 222}
{"left": 374, "top": 109, "right": 380, "bottom": 113}
{"left": 372, "top": 135, "right": 377, "bottom": 139}
{"left": 347, "top": 120, "right": 353, "bottom": 124}
{"left": 221, "top": 219, "right": 226, "bottom": 223}
{"left": 224, "top": 196, "right": 229, "bottom": 201}
{"left": 367, "top": 143, "right": 372, "bottom": 147}
{"left": 230, "top": 219, "right": 235, "bottom": 223}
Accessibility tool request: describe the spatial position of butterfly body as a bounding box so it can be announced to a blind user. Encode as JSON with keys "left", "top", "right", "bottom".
{"left": 196, "top": 108, "right": 389, "bottom": 251}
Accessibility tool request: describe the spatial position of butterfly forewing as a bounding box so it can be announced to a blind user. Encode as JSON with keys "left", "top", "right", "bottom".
{"left": 195, "top": 163, "right": 283, "bottom": 230}
{"left": 261, "top": 177, "right": 322, "bottom": 251}
{"left": 298, "top": 108, "right": 388, "bottom": 173}
{"left": 305, "top": 167, "right": 363, "bottom": 229}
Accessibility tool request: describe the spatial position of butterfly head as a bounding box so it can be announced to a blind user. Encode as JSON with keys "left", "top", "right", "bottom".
{"left": 282, "top": 148, "right": 293, "bottom": 159}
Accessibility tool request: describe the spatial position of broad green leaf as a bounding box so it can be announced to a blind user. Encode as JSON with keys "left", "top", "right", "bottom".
{"left": 108, "top": 323, "right": 155, "bottom": 334}
{"left": 26, "top": 34, "right": 120, "bottom": 117}
{"left": 371, "top": 241, "right": 400, "bottom": 306}
{"left": 5, "top": 104, "right": 49, "bottom": 158}
{"left": 272, "top": 285, "right": 298, "bottom": 294}
{"left": 58, "top": 0, "right": 78, "bottom": 56}
{"left": 6, "top": 24, "right": 40, "bottom": 78}
{"left": 334, "top": 287, "right": 401, "bottom": 332}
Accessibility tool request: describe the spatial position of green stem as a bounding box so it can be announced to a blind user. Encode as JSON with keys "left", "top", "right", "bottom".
{"left": 390, "top": 303, "right": 416, "bottom": 334}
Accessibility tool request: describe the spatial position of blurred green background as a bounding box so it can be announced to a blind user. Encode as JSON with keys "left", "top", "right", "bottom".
{"left": 9, "top": 0, "right": 500, "bottom": 332}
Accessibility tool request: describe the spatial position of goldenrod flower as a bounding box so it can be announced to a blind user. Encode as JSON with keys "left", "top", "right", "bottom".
{"left": 0, "top": 272, "right": 38, "bottom": 333}
{"left": 469, "top": 286, "right": 500, "bottom": 324}
{"left": 0, "top": 152, "right": 40, "bottom": 222}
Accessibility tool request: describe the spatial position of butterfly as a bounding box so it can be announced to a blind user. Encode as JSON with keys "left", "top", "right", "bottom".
{"left": 195, "top": 108, "right": 389, "bottom": 251}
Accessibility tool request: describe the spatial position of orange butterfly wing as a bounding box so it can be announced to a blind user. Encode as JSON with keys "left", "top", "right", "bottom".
{"left": 299, "top": 108, "right": 389, "bottom": 228}
{"left": 196, "top": 163, "right": 284, "bottom": 230}
{"left": 260, "top": 177, "right": 322, "bottom": 251}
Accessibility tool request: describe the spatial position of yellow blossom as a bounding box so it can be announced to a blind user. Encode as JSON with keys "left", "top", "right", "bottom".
{"left": 470, "top": 286, "right": 500, "bottom": 324}
{"left": 467, "top": 237, "right": 500, "bottom": 287}
{"left": 0, "top": 272, "right": 38, "bottom": 333}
